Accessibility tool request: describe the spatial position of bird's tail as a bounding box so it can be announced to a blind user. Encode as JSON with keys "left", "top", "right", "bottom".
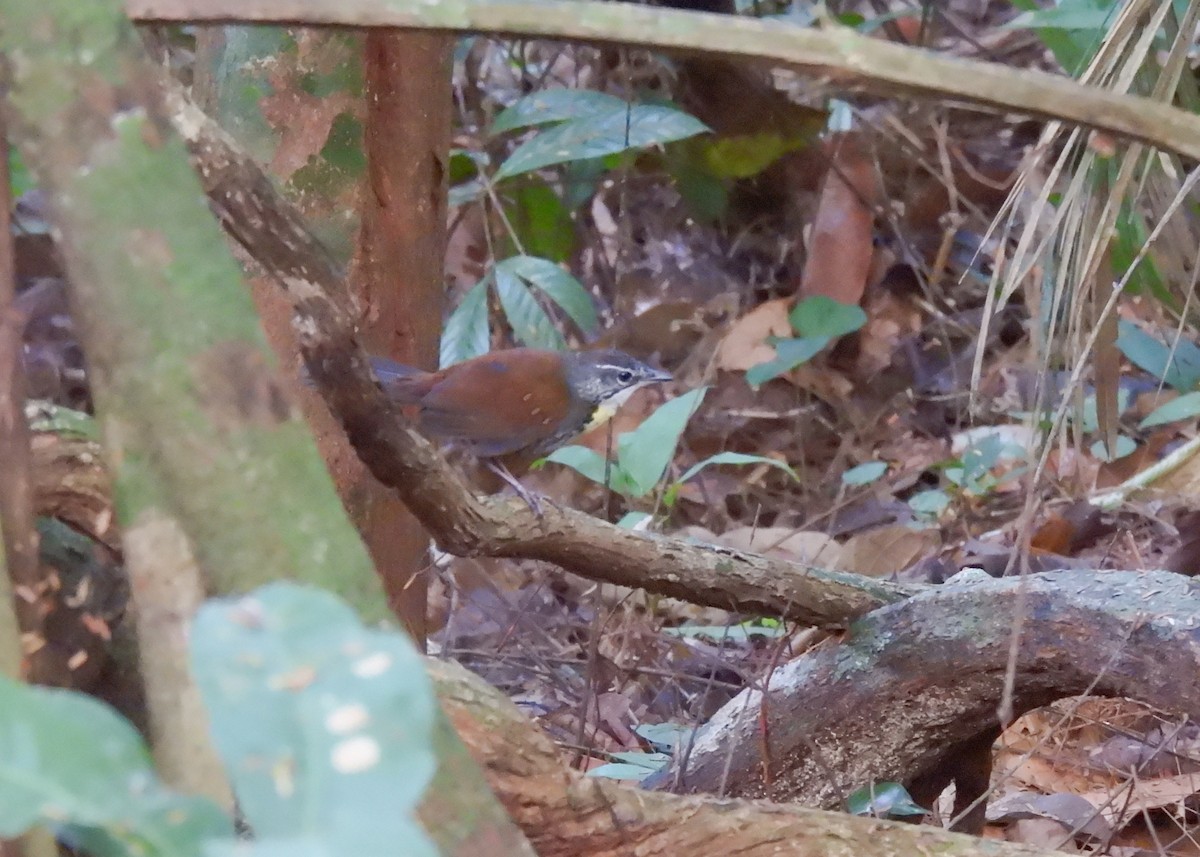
{"left": 368, "top": 355, "right": 422, "bottom": 385}
{"left": 299, "top": 355, "right": 424, "bottom": 400}
{"left": 367, "top": 356, "right": 432, "bottom": 404}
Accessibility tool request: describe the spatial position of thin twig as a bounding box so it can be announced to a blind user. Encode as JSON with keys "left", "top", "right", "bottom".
{"left": 0, "top": 112, "right": 44, "bottom": 681}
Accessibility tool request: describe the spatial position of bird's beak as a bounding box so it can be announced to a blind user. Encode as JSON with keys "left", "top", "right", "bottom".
{"left": 649, "top": 368, "right": 673, "bottom": 384}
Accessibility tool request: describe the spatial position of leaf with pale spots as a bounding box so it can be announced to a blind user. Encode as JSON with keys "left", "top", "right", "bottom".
{"left": 0, "top": 678, "right": 231, "bottom": 855}
{"left": 190, "top": 583, "right": 437, "bottom": 857}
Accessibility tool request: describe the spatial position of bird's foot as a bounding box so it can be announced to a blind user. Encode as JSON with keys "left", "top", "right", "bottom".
{"left": 485, "top": 461, "right": 549, "bottom": 519}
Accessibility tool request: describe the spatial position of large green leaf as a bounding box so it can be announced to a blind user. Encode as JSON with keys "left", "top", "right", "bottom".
{"left": 1140, "top": 391, "right": 1200, "bottom": 428}
{"left": 190, "top": 583, "right": 437, "bottom": 857}
{"left": 0, "top": 678, "right": 231, "bottom": 856}
{"left": 440, "top": 280, "right": 491, "bottom": 368}
{"left": 676, "top": 451, "right": 797, "bottom": 485}
{"left": 497, "top": 255, "right": 598, "bottom": 335}
{"left": 842, "top": 461, "right": 888, "bottom": 486}
{"left": 505, "top": 182, "right": 576, "bottom": 262}
{"left": 491, "top": 89, "right": 627, "bottom": 134}
{"left": 789, "top": 296, "right": 867, "bottom": 338}
{"left": 543, "top": 444, "right": 635, "bottom": 494}
{"left": 1005, "top": 0, "right": 1117, "bottom": 71}
{"left": 9, "top": 147, "right": 33, "bottom": 197}
{"left": 745, "top": 297, "right": 868, "bottom": 386}
{"left": 493, "top": 263, "right": 567, "bottom": 350}
{"left": 744, "top": 336, "right": 828, "bottom": 387}
{"left": 1116, "top": 320, "right": 1200, "bottom": 391}
{"left": 699, "top": 133, "right": 807, "bottom": 180}
{"left": 617, "top": 387, "right": 708, "bottom": 496}
{"left": 1004, "top": 0, "right": 1119, "bottom": 31}
{"left": 496, "top": 105, "right": 709, "bottom": 180}
{"left": 846, "top": 782, "right": 927, "bottom": 818}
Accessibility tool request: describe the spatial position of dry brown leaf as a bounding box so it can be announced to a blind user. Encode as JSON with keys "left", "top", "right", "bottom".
{"left": 444, "top": 202, "right": 489, "bottom": 292}
{"left": 786, "top": 363, "right": 855, "bottom": 400}
{"left": 1096, "top": 430, "right": 1171, "bottom": 490}
{"left": 709, "top": 526, "right": 840, "bottom": 566}
{"left": 1009, "top": 818, "right": 1080, "bottom": 852}
{"left": 995, "top": 752, "right": 1102, "bottom": 797}
{"left": 857, "top": 291, "right": 922, "bottom": 375}
{"left": 715, "top": 299, "right": 791, "bottom": 372}
{"left": 836, "top": 525, "right": 940, "bottom": 577}
{"left": 798, "top": 132, "right": 878, "bottom": 304}
{"left": 1164, "top": 510, "right": 1200, "bottom": 576}
{"left": 1078, "top": 771, "right": 1200, "bottom": 826}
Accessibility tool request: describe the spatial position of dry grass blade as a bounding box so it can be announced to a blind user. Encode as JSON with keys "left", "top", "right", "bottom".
{"left": 974, "top": 0, "right": 1198, "bottom": 498}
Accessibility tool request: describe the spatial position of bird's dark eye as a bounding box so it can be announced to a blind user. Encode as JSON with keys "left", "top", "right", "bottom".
{"left": 617, "top": 370, "right": 634, "bottom": 384}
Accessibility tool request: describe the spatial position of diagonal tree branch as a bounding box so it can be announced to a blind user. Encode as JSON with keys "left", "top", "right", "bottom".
{"left": 128, "top": 0, "right": 1200, "bottom": 162}
{"left": 162, "top": 82, "right": 917, "bottom": 629}
{"left": 134, "top": 0, "right": 1194, "bottom": 627}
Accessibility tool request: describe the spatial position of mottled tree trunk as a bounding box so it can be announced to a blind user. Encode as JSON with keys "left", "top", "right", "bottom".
{"left": 352, "top": 30, "right": 452, "bottom": 643}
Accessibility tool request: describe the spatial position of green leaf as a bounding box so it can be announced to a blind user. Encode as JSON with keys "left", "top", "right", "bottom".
{"left": 319, "top": 113, "right": 366, "bottom": 176}
{"left": 847, "top": 782, "right": 927, "bottom": 817}
{"left": 561, "top": 157, "right": 609, "bottom": 210}
{"left": 1111, "top": 203, "right": 1165, "bottom": 302}
{"left": 496, "top": 105, "right": 709, "bottom": 180}
{"left": 1117, "top": 320, "right": 1200, "bottom": 392}
{"left": 699, "top": 133, "right": 805, "bottom": 180}
{"left": 447, "top": 150, "right": 488, "bottom": 208}
{"left": 447, "top": 148, "right": 485, "bottom": 183}
{"left": 789, "top": 296, "right": 867, "bottom": 338}
{"left": 677, "top": 451, "right": 797, "bottom": 485}
{"left": 440, "top": 280, "right": 491, "bottom": 368}
{"left": 544, "top": 444, "right": 633, "bottom": 493}
{"left": 493, "top": 263, "right": 566, "bottom": 350}
{"left": 635, "top": 722, "right": 691, "bottom": 753}
{"left": 25, "top": 402, "right": 99, "bottom": 440}
{"left": 842, "top": 461, "right": 888, "bottom": 486}
{"left": 617, "top": 387, "right": 708, "bottom": 496}
{"left": 744, "top": 336, "right": 829, "bottom": 386}
{"left": 585, "top": 762, "right": 661, "bottom": 781}
{"left": 1004, "top": 3, "right": 1117, "bottom": 30}
{"left": 1141, "top": 391, "right": 1200, "bottom": 428}
{"left": 955, "top": 433, "right": 1008, "bottom": 489}
{"left": 608, "top": 751, "right": 671, "bottom": 768}
{"left": 190, "top": 583, "right": 437, "bottom": 857}
{"left": 616, "top": 511, "right": 652, "bottom": 530}
{"left": 1078, "top": 388, "right": 1132, "bottom": 433}
{"left": 664, "top": 623, "right": 789, "bottom": 641}
{"left": 505, "top": 182, "right": 575, "bottom": 262}
{"left": 497, "top": 255, "right": 598, "bottom": 335}
{"left": 448, "top": 179, "right": 485, "bottom": 207}
{"left": 908, "top": 489, "right": 951, "bottom": 518}
{"left": 491, "top": 89, "right": 627, "bottom": 135}
{"left": 1090, "top": 435, "right": 1136, "bottom": 462}
{"left": 9, "top": 147, "right": 33, "bottom": 197}
{"left": 0, "top": 677, "right": 232, "bottom": 854}
{"left": 670, "top": 158, "right": 729, "bottom": 223}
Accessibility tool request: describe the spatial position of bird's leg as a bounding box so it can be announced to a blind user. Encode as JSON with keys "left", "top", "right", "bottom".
{"left": 485, "top": 460, "right": 544, "bottom": 518}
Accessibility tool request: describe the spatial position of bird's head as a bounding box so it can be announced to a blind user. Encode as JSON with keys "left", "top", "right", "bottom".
{"left": 564, "top": 350, "right": 672, "bottom": 415}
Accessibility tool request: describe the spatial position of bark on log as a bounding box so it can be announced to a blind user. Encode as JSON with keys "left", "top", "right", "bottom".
{"left": 430, "top": 656, "right": 1060, "bottom": 857}
{"left": 649, "top": 569, "right": 1200, "bottom": 809}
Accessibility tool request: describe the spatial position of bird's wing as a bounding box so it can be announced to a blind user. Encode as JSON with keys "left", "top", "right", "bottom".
{"left": 418, "top": 352, "right": 573, "bottom": 457}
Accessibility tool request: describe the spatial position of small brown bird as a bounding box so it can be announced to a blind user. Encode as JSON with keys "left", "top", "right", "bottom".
{"left": 370, "top": 347, "right": 671, "bottom": 506}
